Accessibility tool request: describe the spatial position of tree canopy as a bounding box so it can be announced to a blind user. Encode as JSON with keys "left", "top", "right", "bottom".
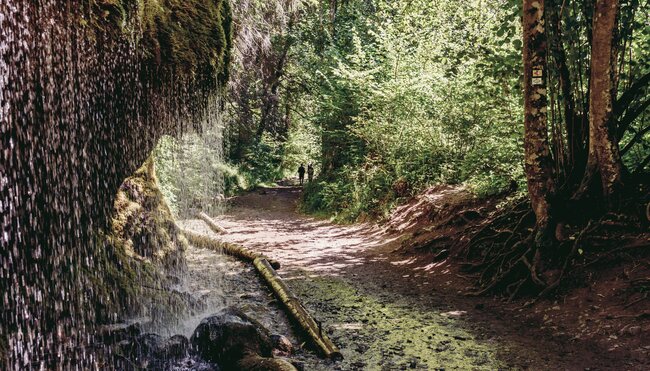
{"left": 210, "top": 0, "right": 648, "bottom": 223}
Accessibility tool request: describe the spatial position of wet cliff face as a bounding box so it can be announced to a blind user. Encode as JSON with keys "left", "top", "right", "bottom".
{"left": 0, "top": 0, "right": 231, "bottom": 368}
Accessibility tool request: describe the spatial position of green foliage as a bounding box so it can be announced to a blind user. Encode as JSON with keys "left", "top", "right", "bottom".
{"left": 240, "top": 132, "right": 285, "bottom": 185}
{"left": 155, "top": 124, "right": 320, "bottom": 215}
{"left": 280, "top": 121, "right": 321, "bottom": 178}
{"left": 302, "top": 163, "right": 400, "bottom": 222}
{"left": 215, "top": 162, "right": 249, "bottom": 196}
{"left": 224, "top": 0, "right": 648, "bottom": 221}
{"left": 153, "top": 132, "right": 229, "bottom": 216}
{"left": 288, "top": 0, "right": 525, "bottom": 220}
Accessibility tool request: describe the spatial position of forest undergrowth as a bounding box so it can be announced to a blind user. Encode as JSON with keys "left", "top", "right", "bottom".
{"left": 392, "top": 182, "right": 650, "bottom": 303}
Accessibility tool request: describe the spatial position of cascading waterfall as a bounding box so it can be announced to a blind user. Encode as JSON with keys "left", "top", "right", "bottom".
{"left": 0, "top": 0, "right": 231, "bottom": 368}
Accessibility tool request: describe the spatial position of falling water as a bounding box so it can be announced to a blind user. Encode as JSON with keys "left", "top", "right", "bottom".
{"left": 154, "top": 97, "right": 227, "bottom": 219}
{"left": 149, "top": 96, "right": 231, "bottom": 335}
{"left": 0, "top": 1, "right": 229, "bottom": 368}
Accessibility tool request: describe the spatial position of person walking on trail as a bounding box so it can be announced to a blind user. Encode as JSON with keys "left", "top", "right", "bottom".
{"left": 298, "top": 164, "right": 306, "bottom": 185}
{"left": 307, "top": 163, "right": 314, "bottom": 183}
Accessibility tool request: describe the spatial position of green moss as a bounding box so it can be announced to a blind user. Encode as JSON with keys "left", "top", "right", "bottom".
{"left": 88, "top": 157, "right": 191, "bottom": 324}
{"left": 89, "top": 0, "right": 233, "bottom": 84}
{"left": 291, "top": 275, "right": 507, "bottom": 370}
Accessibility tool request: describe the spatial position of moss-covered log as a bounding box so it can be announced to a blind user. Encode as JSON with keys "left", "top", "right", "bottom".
{"left": 198, "top": 212, "right": 229, "bottom": 234}
{"left": 182, "top": 229, "right": 281, "bottom": 269}
{"left": 253, "top": 258, "right": 342, "bottom": 360}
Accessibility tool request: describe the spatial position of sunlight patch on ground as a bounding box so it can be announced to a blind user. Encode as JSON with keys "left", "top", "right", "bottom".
{"left": 391, "top": 257, "right": 418, "bottom": 266}
{"left": 205, "top": 206, "right": 389, "bottom": 276}
{"left": 415, "top": 261, "right": 448, "bottom": 272}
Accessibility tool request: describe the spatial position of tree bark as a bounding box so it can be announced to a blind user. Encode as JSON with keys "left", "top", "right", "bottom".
{"left": 523, "top": 0, "right": 556, "bottom": 245}
{"left": 329, "top": 0, "right": 338, "bottom": 29}
{"left": 257, "top": 21, "right": 294, "bottom": 138}
{"left": 587, "top": 0, "right": 624, "bottom": 205}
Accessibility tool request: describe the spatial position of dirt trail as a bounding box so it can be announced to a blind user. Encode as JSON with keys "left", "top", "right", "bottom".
{"left": 184, "top": 186, "right": 636, "bottom": 370}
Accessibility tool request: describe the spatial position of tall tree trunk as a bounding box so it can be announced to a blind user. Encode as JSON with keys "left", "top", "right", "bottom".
{"left": 523, "top": 0, "right": 556, "bottom": 245}
{"left": 587, "top": 0, "right": 624, "bottom": 205}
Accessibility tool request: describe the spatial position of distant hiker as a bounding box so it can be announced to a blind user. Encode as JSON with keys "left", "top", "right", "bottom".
{"left": 307, "top": 163, "right": 314, "bottom": 182}
{"left": 298, "top": 164, "right": 306, "bottom": 185}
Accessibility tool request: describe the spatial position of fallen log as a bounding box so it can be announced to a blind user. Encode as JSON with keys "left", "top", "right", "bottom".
{"left": 182, "top": 229, "right": 281, "bottom": 270}
{"left": 198, "top": 212, "right": 229, "bottom": 234}
{"left": 253, "top": 258, "right": 342, "bottom": 360}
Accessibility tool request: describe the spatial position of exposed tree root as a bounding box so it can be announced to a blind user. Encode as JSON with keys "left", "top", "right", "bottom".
{"left": 460, "top": 198, "right": 649, "bottom": 300}
{"left": 624, "top": 293, "right": 648, "bottom": 309}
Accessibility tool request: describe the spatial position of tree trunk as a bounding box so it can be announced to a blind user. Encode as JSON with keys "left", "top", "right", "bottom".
{"left": 587, "top": 0, "right": 624, "bottom": 205}
{"left": 523, "top": 0, "right": 556, "bottom": 245}
{"left": 198, "top": 212, "right": 229, "bottom": 234}
{"left": 257, "top": 22, "right": 294, "bottom": 138}
{"left": 329, "top": 0, "right": 338, "bottom": 29}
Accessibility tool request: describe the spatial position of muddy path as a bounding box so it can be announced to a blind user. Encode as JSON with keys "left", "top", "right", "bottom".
{"left": 182, "top": 186, "right": 632, "bottom": 370}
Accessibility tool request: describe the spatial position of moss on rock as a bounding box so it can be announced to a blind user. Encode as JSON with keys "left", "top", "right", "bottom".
{"left": 91, "top": 0, "right": 233, "bottom": 85}
{"left": 89, "top": 158, "right": 193, "bottom": 325}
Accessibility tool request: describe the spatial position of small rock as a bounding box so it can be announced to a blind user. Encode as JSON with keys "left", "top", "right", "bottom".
{"left": 162, "top": 335, "right": 189, "bottom": 359}
{"left": 118, "top": 333, "right": 167, "bottom": 368}
{"left": 271, "top": 334, "right": 293, "bottom": 356}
